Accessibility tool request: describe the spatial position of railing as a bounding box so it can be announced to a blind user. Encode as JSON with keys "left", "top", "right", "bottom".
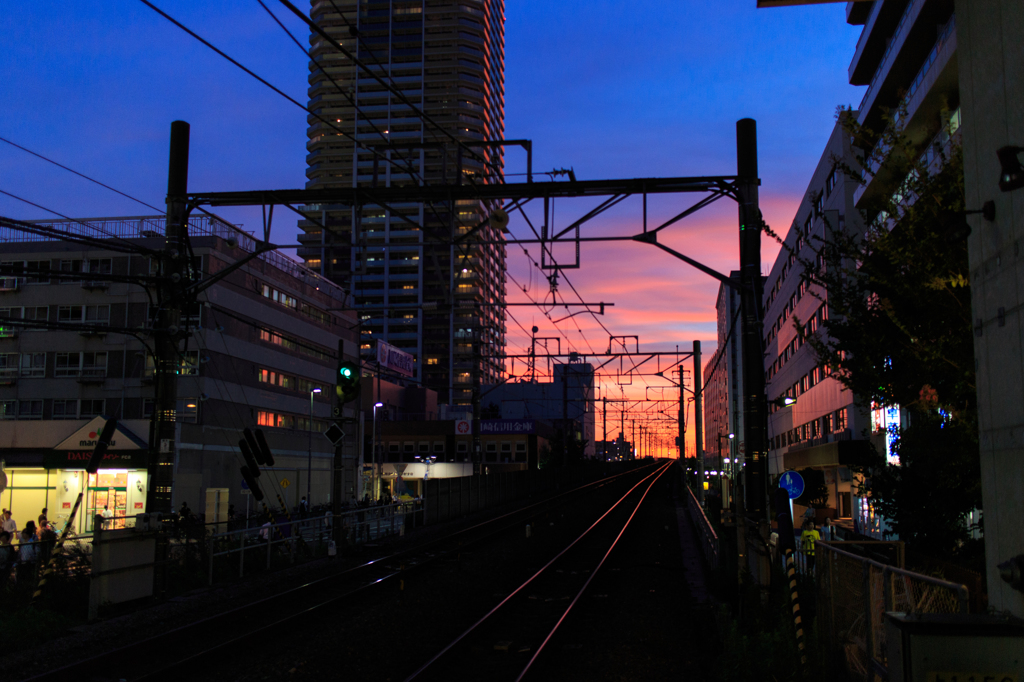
{"left": 1, "top": 214, "right": 350, "bottom": 307}
{"left": 686, "top": 485, "right": 719, "bottom": 570}
{"left": 815, "top": 540, "right": 969, "bottom": 681}
{"left": 206, "top": 505, "right": 414, "bottom": 585}
{"left": 859, "top": 0, "right": 922, "bottom": 113}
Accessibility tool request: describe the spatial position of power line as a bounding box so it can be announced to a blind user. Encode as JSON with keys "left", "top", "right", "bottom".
{"left": 0, "top": 136, "right": 164, "bottom": 213}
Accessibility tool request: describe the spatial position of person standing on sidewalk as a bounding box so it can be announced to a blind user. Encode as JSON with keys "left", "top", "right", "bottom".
{"left": 801, "top": 520, "right": 820, "bottom": 574}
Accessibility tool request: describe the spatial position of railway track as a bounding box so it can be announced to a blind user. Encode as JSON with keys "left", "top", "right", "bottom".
{"left": 404, "top": 461, "right": 673, "bottom": 681}
{"left": 23, "top": 462, "right": 661, "bottom": 682}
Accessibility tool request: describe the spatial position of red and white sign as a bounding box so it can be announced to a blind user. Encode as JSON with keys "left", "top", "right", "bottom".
{"left": 62, "top": 502, "right": 71, "bottom": 510}
{"left": 134, "top": 502, "right": 144, "bottom": 509}
{"left": 455, "top": 419, "right": 471, "bottom": 435}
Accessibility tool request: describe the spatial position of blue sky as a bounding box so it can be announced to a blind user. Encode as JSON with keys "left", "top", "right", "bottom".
{"left": 0, "top": 1, "right": 865, "bottom": 446}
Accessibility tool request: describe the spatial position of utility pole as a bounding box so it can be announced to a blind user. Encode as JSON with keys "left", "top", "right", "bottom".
{"left": 676, "top": 367, "right": 684, "bottom": 461}
{"left": 693, "top": 340, "right": 705, "bottom": 505}
{"left": 737, "top": 119, "right": 767, "bottom": 518}
{"left": 602, "top": 396, "right": 607, "bottom": 461}
{"left": 147, "top": 120, "right": 190, "bottom": 514}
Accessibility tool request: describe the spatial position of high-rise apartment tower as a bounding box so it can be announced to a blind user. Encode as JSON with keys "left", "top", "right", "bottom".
{"left": 299, "top": 0, "right": 507, "bottom": 406}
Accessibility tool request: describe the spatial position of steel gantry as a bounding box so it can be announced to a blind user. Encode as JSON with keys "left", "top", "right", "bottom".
{"left": 178, "top": 120, "right": 768, "bottom": 518}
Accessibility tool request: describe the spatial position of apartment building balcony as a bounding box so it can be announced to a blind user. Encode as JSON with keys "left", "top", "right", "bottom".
{"left": 854, "top": 13, "right": 958, "bottom": 210}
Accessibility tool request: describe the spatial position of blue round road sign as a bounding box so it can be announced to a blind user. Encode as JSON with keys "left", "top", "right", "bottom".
{"left": 779, "top": 470, "right": 805, "bottom": 500}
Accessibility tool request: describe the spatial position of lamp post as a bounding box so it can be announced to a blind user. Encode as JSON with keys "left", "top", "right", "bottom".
{"left": 372, "top": 401, "right": 383, "bottom": 502}
{"left": 308, "top": 387, "right": 321, "bottom": 507}
{"left": 718, "top": 432, "right": 734, "bottom": 506}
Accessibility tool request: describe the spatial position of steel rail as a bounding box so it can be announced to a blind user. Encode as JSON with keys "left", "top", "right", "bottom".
{"left": 22, "top": 463, "right": 658, "bottom": 682}
{"left": 403, "top": 461, "right": 673, "bottom": 681}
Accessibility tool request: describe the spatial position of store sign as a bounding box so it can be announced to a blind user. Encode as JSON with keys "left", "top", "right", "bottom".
{"left": 134, "top": 502, "right": 144, "bottom": 509}
{"left": 53, "top": 416, "right": 147, "bottom": 451}
{"left": 480, "top": 419, "right": 534, "bottom": 434}
{"left": 44, "top": 450, "right": 148, "bottom": 469}
{"left": 376, "top": 340, "right": 414, "bottom": 377}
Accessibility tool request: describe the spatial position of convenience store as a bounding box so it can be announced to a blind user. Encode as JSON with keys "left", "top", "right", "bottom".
{"left": 0, "top": 417, "right": 149, "bottom": 535}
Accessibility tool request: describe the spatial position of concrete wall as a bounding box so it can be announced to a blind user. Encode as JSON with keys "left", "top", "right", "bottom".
{"left": 956, "top": 0, "right": 1024, "bottom": 617}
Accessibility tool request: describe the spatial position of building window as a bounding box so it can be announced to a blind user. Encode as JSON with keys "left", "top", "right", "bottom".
{"left": 261, "top": 283, "right": 298, "bottom": 310}
{"left": 143, "top": 398, "right": 155, "bottom": 418}
{"left": 80, "top": 399, "right": 105, "bottom": 418}
{"left": 403, "top": 442, "right": 415, "bottom": 453}
{"left": 19, "top": 400, "right": 43, "bottom": 419}
{"left": 457, "top": 441, "right": 468, "bottom": 453}
{"left": 515, "top": 442, "right": 527, "bottom": 453}
{"left": 433, "top": 441, "right": 445, "bottom": 453}
{"left": 21, "top": 352, "right": 45, "bottom": 378}
{"left": 418, "top": 442, "right": 430, "bottom": 454}
{"left": 823, "top": 413, "right": 833, "bottom": 434}
{"left": 257, "top": 410, "right": 294, "bottom": 429}
{"left": 0, "top": 353, "right": 16, "bottom": 378}
{"left": 53, "top": 399, "right": 79, "bottom": 419}
{"left": 0, "top": 400, "right": 14, "bottom": 419}
{"left": 836, "top": 408, "right": 848, "bottom": 431}
{"left": 178, "top": 398, "right": 199, "bottom": 423}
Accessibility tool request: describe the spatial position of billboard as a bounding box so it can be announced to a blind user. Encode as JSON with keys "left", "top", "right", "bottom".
{"left": 376, "top": 340, "right": 414, "bottom": 377}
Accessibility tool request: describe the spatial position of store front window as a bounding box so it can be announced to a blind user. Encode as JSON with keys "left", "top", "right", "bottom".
{"left": 86, "top": 470, "right": 128, "bottom": 531}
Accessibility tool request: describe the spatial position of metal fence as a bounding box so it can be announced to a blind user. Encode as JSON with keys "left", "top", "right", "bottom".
{"left": 686, "top": 485, "right": 719, "bottom": 570}
{"left": 815, "top": 541, "right": 969, "bottom": 681}
{"left": 205, "top": 505, "right": 413, "bottom": 585}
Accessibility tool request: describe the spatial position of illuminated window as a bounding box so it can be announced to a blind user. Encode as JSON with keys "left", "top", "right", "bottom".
{"left": 257, "top": 411, "right": 294, "bottom": 429}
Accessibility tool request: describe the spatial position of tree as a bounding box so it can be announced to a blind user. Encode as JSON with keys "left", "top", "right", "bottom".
{"left": 787, "top": 105, "right": 982, "bottom": 562}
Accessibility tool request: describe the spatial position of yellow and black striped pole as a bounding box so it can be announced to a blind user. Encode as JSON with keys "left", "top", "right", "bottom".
{"left": 30, "top": 491, "right": 84, "bottom": 607}
{"left": 784, "top": 548, "right": 807, "bottom": 667}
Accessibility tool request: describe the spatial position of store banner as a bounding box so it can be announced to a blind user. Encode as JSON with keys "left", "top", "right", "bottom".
{"left": 480, "top": 419, "right": 535, "bottom": 434}
{"left": 44, "top": 449, "right": 148, "bottom": 469}
{"left": 376, "top": 340, "right": 415, "bottom": 377}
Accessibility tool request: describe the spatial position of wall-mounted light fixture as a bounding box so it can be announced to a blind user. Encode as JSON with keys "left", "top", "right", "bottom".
{"left": 136, "top": 480, "right": 144, "bottom": 492}
{"left": 998, "top": 146, "right": 1024, "bottom": 192}
{"left": 63, "top": 480, "right": 69, "bottom": 492}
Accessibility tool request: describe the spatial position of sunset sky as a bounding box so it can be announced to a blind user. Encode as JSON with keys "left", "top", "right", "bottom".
{"left": 0, "top": 1, "right": 865, "bottom": 455}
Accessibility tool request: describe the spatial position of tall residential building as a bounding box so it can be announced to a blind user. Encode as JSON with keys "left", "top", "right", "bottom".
{"left": 847, "top": 0, "right": 959, "bottom": 214}
{"left": 954, "top": 0, "right": 1024, "bottom": 617}
{"left": 703, "top": 271, "right": 744, "bottom": 504}
{"left": 298, "top": 0, "right": 508, "bottom": 407}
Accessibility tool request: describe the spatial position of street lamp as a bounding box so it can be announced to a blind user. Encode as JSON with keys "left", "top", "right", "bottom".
{"left": 717, "top": 432, "right": 734, "bottom": 503}
{"left": 308, "top": 387, "right": 322, "bottom": 508}
{"left": 372, "top": 401, "right": 383, "bottom": 502}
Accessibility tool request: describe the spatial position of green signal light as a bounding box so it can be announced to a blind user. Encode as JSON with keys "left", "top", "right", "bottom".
{"left": 340, "top": 368, "right": 352, "bottom": 378}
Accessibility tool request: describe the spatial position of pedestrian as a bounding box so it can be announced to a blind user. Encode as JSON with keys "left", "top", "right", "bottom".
{"left": 38, "top": 507, "right": 48, "bottom": 527}
{"left": 259, "top": 516, "right": 272, "bottom": 542}
{"left": 821, "top": 517, "right": 834, "bottom": 542}
{"left": 769, "top": 521, "right": 780, "bottom": 565}
{"left": 802, "top": 505, "right": 816, "bottom": 525}
{"left": 299, "top": 496, "right": 309, "bottom": 518}
{"left": 102, "top": 505, "right": 114, "bottom": 530}
{"left": 39, "top": 521, "right": 57, "bottom": 564}
{"left": 2, "top": 509, "right": 18, "bottom": 536}
{"left": 17, "top": 523, "right": 38, "bottom": 584}
{"left": 801, "top": 519, "right": 820, "bottom": 574}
